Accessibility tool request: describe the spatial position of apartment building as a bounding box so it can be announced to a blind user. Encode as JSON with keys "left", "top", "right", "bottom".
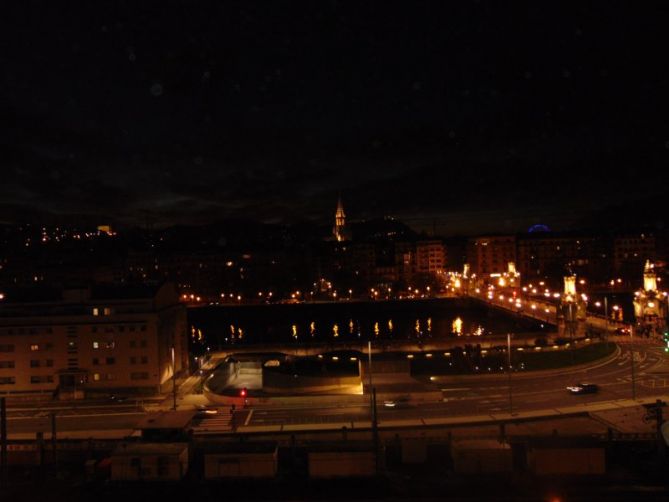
{"left": 467, "top": 236, "right": 516, "bottom": 276}
{"left": 0, "top": 282, "right": 187, "bottom": 397}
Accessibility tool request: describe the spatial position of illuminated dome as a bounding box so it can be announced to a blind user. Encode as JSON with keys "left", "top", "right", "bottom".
{"left": 528, "top": 224, "right": 550, "bottom": 233}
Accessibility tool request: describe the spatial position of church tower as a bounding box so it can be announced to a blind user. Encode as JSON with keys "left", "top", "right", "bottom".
{"left": 333, "top": 196, "right": 346, "bottom": 242}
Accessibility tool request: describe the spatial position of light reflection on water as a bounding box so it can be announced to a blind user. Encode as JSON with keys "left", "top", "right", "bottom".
{"left": 190, "top": 301, "right": 540, "bottom": 346}
{"left": 277, "top": 317, "right": 482, "bottom": 341}
{"left": 202, "top": 317, "right": 491, "bottom": 344}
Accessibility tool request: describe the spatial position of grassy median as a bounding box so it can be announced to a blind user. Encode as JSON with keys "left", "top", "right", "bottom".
{"left": 411, "top": 341, "right": 617, "bottom": 376}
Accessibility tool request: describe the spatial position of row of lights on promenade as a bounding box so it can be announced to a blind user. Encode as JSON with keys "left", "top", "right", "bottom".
{"left": 180, "top": 285, "right": 439, "bottom": 304}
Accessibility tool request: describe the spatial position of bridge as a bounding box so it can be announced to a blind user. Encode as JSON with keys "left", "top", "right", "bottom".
{"left": 465, "top": 289, "right": 636, "bottom": 338}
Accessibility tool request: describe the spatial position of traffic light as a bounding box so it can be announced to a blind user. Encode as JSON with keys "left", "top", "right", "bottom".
{"left": 240, "top": 387, "right": 247, "bottom": 397}
{"left": 663, "top": 332, "right": 669, "bottom": 353}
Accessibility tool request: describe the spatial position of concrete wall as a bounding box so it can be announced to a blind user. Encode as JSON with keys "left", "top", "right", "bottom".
{"left": 451, "top": 441, "right": 513, "bottom": 474}
{"left": 204, "top": 452, "right": 277, "bottom": 479}
{"left": 111, "top": 447, "right": 188, "bottom": 481}
{"left": 359, "top": 359, "right": 410, "bottom": 379}
{"left": 308, "top": 451, "right": 376, "bottom": 478}
{"left": 528, "top": 447, "right": 605, "bottom": 475}
{"left": 262, "top": 370, "right": 361, "bottom": 395}
{"left": 400, "top": 438, "right": 428, "bottom": 464}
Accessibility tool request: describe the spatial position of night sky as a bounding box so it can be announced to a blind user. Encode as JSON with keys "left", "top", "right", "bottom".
{"left": 3, "top": 1, "right": 669, "bottom": 234}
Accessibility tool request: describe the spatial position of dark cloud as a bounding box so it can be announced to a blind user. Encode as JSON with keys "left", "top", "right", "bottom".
{"left": 2, "top": 1, "right": 669, "bottom": 232}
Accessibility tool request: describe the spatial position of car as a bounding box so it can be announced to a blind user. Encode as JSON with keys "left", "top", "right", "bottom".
{"left": 195, "top": 405, "right": 219, "bottom": 418}
{"left": 108, "top": 394, "right": 127, "bottom": 403}
{"left": 567, "top": 383, "right": 599, "bottom": 394}
{"left": 383, "top": 396, "right": 411, "bottom": 408}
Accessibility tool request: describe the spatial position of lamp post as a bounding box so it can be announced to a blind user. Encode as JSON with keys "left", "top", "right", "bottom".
{"left": 171, "top": 346, "right": 177, "bottom": 411}
{"left": 368, "top": 340, "right": 379, "bottom": 473}
{"left": 630, "top": 327, "right": 637, "bottom": 400}
{"left": 367, "top": 341, "right": 373, "bottom": 408}
{"left": 507, "top": 334, "right": 513, "bottom": 415}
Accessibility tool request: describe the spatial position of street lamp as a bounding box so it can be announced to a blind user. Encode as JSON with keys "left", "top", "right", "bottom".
{"left": 507, "top": 334, "right": 513, "bottom": 415}
{"left": 171, "top": 346, "right": 177, "bottom": 411}
{"left": 367, "top": 340, "right": 378, "bottom": 451}
{"left": 630, "top": 327, "right": 637, "bottom": 400}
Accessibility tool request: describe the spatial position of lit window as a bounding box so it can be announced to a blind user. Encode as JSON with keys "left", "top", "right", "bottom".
{"left": 103, "top": 307, "right": 112, "bottom": 316}
{"left": 93, "top": 373, "right": 100, "bottom": 381}
{"left": 93, "top": 342, "right": 99, "bottom": 349}
{"left": 30, "top": 344, "right": 39, "bottom": 351}
{"left": 92, "top": 308, "right": 99, "bottom": 316}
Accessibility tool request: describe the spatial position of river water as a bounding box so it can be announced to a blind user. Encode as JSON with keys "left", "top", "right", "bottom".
{"left": 187, "top": 298, "right": 548, "bottom": 351}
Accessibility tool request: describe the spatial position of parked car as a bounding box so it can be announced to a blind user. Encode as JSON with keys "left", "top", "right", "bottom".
{"left": 567, "top": 383, "right": 599, "bottom": 395}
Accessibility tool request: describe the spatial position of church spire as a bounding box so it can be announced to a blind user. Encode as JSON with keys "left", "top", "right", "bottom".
{"left": 333, "top": 195, "right": 346, "bottom": 242}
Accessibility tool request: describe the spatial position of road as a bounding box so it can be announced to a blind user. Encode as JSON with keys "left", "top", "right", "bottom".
{"left": 6, "top": 410, "right": 144, "bottom": 435}
{"left": 5, "top": 342, "right": 668, "bottom": 436}
{"left": 234, "top": 343, "right": 669, "bottom": 428}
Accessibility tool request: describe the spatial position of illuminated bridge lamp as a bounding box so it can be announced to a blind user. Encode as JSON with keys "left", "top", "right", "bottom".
{"left": 452, "top": 317, "right": 463, "bottom": 335}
